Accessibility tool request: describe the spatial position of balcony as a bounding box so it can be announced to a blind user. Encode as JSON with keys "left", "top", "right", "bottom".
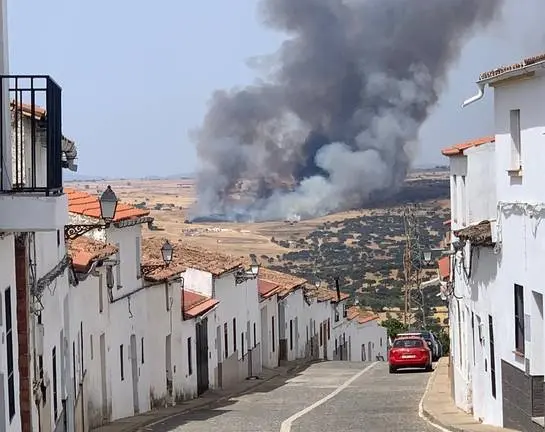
{"left": 0, "top": 75, "right": 68, "bottom": 231}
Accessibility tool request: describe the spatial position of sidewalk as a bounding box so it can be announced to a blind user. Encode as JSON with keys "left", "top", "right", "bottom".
{"left": 92, "top": 358, "right": 314, "bottom": 432}
{"left": 421, "top": 358, "right": 517, "bottom": 432}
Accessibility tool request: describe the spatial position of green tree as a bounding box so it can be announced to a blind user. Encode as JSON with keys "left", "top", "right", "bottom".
{"left": 381, "top": 318, "right": 408, "bottom": 339}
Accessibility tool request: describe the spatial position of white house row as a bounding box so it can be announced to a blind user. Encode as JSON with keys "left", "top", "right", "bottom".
{"left": 442, "top": 52, "right": 545, "bottom": 431}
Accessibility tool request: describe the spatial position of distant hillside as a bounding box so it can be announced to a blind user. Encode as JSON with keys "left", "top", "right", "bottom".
{"left": 63, "top": 172, "right": 195, "bottom": 182}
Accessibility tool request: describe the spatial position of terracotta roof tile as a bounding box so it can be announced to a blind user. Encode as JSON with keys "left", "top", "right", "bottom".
{"left": 438, "top": 256, "right": 450, "bottom": 280}
{"left": 479, "top": 53, "right": 545, "bottom": 82}
{"left": 304, "top": 283, "right": 349, "bottom": 303}
{"left": 258, "top": 278, "right": 280, "bottom": 299}
{"left": 259, "top": 268, "right": 307, "bottom": 298}
{"left": 66, "top": 188, "right": 150, "bottom": 223}
{"left": 142, "top": 237, "right": 243, "bottom": 281}
{"left": 11, "top": 101, "right": 47, "bottom": 119}
{"left": 183, "top": 289, "right": 219, "bottom": 319}
{"left": 67, "top": 237, "right": 118, "bottom": 272}
{"left": 441, "top": 136, "right": 495, "bottom": 157}
{"left": 346, "top": 306, "right": 380, "bottom": 324}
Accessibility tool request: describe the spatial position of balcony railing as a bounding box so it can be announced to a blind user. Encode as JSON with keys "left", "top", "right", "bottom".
{"left": 0, "top": 75, "right": 63, "bottom": 195}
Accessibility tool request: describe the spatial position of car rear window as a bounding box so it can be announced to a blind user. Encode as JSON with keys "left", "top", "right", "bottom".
{"left": 393, "top": 338, "right": 424, "bottom": 348}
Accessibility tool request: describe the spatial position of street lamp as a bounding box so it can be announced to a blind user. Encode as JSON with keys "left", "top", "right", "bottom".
{"left": 141, "top": 240, "right": 174, "bottom": 276}
{"left": 65, "top": 185, "right": 119, "bottom": 241}
{"left": 235, "top": 256, "right": 261, "bottom": 285}
{"left": 422, "top": 250, "right": 432, "bottom": 264}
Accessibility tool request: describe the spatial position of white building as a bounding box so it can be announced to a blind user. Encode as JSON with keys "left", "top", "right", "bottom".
{"left": 444, "top": 52, "right": 545, "bottom": 430}
{"left": 147, "top": 238, "right": 262, "bottom": 391}
{"left": 258, "top": 278, "right": 280, "bottom": 369}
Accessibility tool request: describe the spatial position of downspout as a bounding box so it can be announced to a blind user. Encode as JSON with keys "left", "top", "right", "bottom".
{"left": 461, "top": 83, "right": 485, "bottom": 108}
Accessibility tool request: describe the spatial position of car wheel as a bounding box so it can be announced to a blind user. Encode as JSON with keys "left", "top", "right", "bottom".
{"left": 425, "top": 363, "right": 433, "bottom": 372}
{"left": 389, "top": 365, "right": 397, "bottom": 374}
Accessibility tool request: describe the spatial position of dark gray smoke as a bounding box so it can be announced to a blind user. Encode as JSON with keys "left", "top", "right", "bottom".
{"left": 191, "top": 0, "right": 503, "bottom": 221}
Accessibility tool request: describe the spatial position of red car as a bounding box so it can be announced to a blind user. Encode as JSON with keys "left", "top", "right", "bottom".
{"left": 389, "top": 336, "right": 433, "bottom": 373}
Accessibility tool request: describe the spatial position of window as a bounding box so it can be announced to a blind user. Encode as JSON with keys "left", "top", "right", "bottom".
{"left": 393, "top": 338, "right": 424, "bottom": 348}
{"left": 136, "top": 236, "right": 142, "bottom": 279}
{"left": 452, "top": 175, "right": 458, "bottom": 223}
{"left": 141, "top": 337, "right": 145, "bottom": 364}
{"left": 233, "top": 318, "right": 237, "bottom": 353}
{"left": 319, "top": 323, "right": 323, "bottom": 346}
{"left": 515, "top": 284, "right": 525, "bottom": 354}
{"left": 80, "top": 322, "right": 84, "bottom": 376}
{"left": 380, "top": 338, "right": 383, "bottom": 347}
{"left": 327, "top": 319, "right": 331, "bottom": 340}
{"left": 471, "top": 313, "right": 475, "bottom": 366}
{"left": 510, "top": 109, "right": 521, "bottom": 170}
{"left": 461, "top": 176, "right": 467, "bottom": 226}
{"left": 120, "top": 345, "right": 124, "bottom": 381}
{"left": 271, "top": 316, "right": 275, "bottom": 352}
{"left": 224, "top": 323, "right": 228, "bottom": 359}
{"left": 116, "top": 244, "right": 122, "bottom": 288}
{"left": 52, "top": 346, "right": 58, "bottom": 419}
{"left": 72, "top": 341, "right": 77, "bottom": 395}
{"left": 253, "top": 323, "right": 257, "bottom": 347}
{"left": 289, "top": 319, "right": 293, "bottom": 351}
{"left": 187, "top": 337, "right": 192, "bottom": 375}
{"left": 5, "top": 287, "right": 15, "bottom": 420}
{"left": 165, "top": 284, "right": 171, "bottom": 311}
{"left": 98, "top": 274, "right": 104, "bottom": 313}
{"left": 90, "top": 334, "right": 94, "bottom": 360}
{"left": 56, "top": 229, "right": 60, "bottom": 247}
{"left": 335, "top": 311, "right": 340, "bottom": 322}
{"left": 241, "top": 332, "right": 245, "bottom": 356}
{"left": 489, "top": 315, "right": 497, "bottom": 398}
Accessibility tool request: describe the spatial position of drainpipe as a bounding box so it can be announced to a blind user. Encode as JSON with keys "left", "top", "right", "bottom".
{"left": 461, "top": 83, "right": 485, "bottom": 108}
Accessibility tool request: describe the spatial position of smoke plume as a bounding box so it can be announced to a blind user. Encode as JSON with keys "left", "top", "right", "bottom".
{"left": 191, "top": 0, "right": 503, "bottom": 221}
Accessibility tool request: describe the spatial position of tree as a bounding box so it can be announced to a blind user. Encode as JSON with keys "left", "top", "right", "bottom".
{"left": 381, "top": 318, "right": 408, "bottom": 339}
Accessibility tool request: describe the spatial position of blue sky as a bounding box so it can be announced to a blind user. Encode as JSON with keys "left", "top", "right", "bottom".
{"left": 8, "top": 0, "right": 544, "bottom": 178}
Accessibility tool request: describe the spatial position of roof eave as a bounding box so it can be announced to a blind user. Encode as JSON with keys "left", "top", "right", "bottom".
{"left": 478, "top": 61, "right": 545, "bottom": 86}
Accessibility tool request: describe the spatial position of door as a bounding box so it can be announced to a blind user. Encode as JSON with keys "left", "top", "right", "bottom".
{"left": 260, "top": 308, "right": 268, "bottom": 366}
{"left": 216, "top": 325, "right": 222, "bottom": 388}
{"left": 368, "top": 341, "right": 372, "bottom": 362}
{"left": 196, "top": 318, "right": 209, "bottom": 395}
{"left": 294, "top": 317, "right": 299, "bottom": 357}
{"left": 165, "top": 334, "right": 173, "bottom": 400}
{"left": 130, "top": 335, "right": 139, "bottom": 414}
{"left": 99, "top": 334, "right": 107, "bottom": 420}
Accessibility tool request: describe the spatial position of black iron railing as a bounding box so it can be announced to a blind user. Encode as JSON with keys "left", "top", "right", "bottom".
{"left": 0, "top": 75, "right": 63, "bottom": 195}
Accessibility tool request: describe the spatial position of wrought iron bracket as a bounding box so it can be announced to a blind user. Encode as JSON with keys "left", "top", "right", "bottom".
{"left": 65, "top": 223, "right": 107, "bottom": 241}
{"left": 234, "top": 269, "right": 257, "bottom": 285}
{"left": 141, "top": 263, "right": 168, "bottom": 276}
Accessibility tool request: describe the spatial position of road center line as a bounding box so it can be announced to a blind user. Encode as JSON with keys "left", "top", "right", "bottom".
{"left": 279, "top": 362, "right": 378, "bottom": 432}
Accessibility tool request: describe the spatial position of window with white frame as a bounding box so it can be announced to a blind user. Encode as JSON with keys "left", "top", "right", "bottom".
{"left": 116, "top": 243, "right": 122, "bottom": 289}
{"left": 135, "top": 236, "right": 141, "bottom": 279}
{"left": 452, "top": 175, "right": 458, "bottom": 223}
{"left": 510, "top": 109, "right": 521, "bottom": 171}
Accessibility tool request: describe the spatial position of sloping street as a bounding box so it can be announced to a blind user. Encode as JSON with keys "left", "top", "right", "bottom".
{"left": 142, "top": 361, "right": 436, "bottom": 432}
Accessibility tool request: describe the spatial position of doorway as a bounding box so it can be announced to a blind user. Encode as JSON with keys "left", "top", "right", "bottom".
{"left": 165, "top": 334, "right": 172, "bottom": 401}
{"left": 130, "top": 335, "right": 139, "bottom": 414}
{"left": 196, "top": 318, "right": 209, "bottom": 395}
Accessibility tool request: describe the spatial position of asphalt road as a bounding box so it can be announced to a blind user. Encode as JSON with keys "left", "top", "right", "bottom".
{"left": 146, "top": 361, "right": 437, "bottom": 432}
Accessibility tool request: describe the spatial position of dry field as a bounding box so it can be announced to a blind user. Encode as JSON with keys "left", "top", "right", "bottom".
{"left": 67, "top": 169, "right": 449, "bottom": 259}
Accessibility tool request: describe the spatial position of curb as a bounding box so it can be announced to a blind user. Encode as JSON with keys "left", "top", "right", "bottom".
{"left": 133, "top": 360, "right": 314, "bottom": 431}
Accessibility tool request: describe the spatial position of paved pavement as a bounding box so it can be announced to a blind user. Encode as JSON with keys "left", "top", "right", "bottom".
{"left": 422, "top": 358, "right": 518, "bottom": 432}
{"left": 145, "top": 361, "right": 437, "bottom": 432}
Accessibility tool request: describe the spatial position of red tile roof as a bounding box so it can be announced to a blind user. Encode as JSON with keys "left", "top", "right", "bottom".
{"left": 11, "top": 101, "right": 47, "bottom": 119}
{"left": 66, "top": 188, "right": 150, "bottom": 223}
{"left": 480, "top": 53, "right": 545, "bottom": 82}
{"left": 259, "top": 268, "right": 307, "bottom": 298}
{"left": 441, "top": 136, "right": 495, "bottom": 157}
{"left": 258, "top": 278, "right": 280, "bottom": 299}
{"left": 438, "top": 256, "right": 450, "bottom": 280}
{"left": 67, "top": 237, "right": 118, "bottom": 272}
{"left": 346, "top": 306, "right": 380, "bottom": 325}
{"left": 183, "top": 289, "right": 219, "bottom": 319}
{"left": 142, "top": 237, "right": 243, "bottom": 281}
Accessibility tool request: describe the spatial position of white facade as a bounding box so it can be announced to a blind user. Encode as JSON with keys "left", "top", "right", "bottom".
{"left": 447, "top": 57, "right": 545, "bottom": 429}
{"left": 259, "top": 294, "right": 280, "bottom": 369}
{"left": 0, "top": 234, "right": 21, "bottom": 432}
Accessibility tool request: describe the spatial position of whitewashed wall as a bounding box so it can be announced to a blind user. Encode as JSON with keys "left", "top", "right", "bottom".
{"left": 0, "top": 235, "right": 21, "bottom": 432}
{"left": 259, "top": 295, "right": 279, "bottom": 369}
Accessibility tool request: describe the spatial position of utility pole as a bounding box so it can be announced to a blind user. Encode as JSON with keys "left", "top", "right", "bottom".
{"left": 402, "top": 205, "right": 427, "bottom": 329}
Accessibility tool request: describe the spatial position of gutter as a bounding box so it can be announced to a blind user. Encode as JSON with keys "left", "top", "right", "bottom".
{"left": 461, "top": 83, "right": 485, "bottom": 108}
